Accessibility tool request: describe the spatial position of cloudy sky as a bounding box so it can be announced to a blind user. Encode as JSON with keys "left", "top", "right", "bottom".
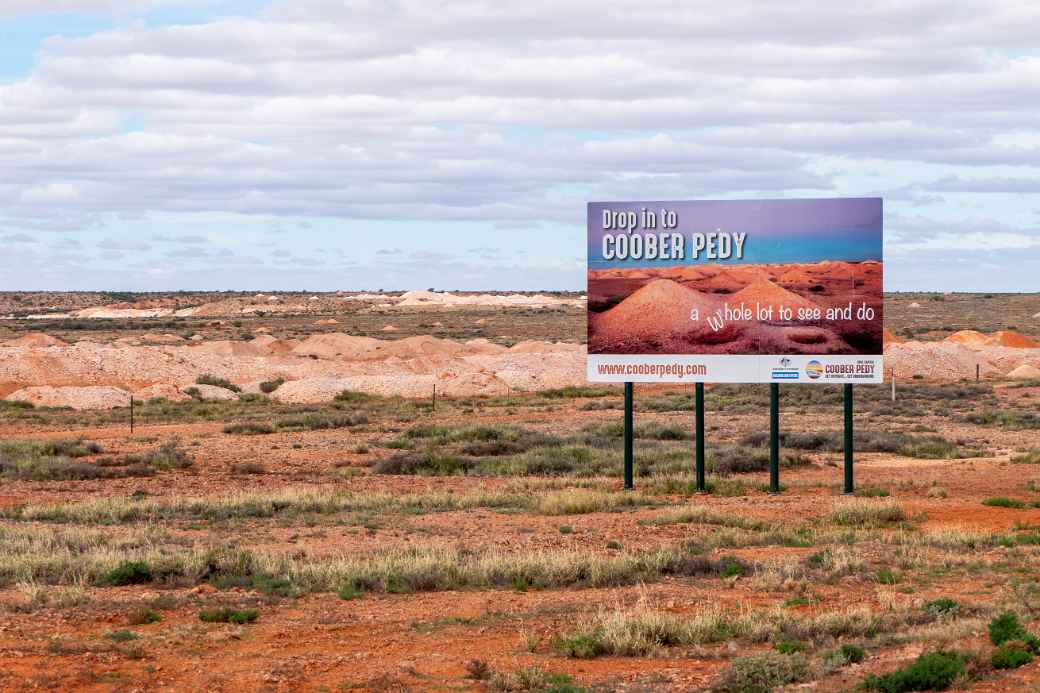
{"left": 1, "top": 1, "right": 1038, "bottom": 292}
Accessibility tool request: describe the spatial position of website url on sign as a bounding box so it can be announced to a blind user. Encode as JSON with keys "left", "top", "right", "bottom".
{"left": 595, "top": 362, "right": 708, "bottom": 378}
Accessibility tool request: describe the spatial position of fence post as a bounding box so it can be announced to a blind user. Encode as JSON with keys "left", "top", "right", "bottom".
{"left": 624, "top": 382, "right": 634, "bottom": 490}
{"left": 130, "top": 395, "right": 134, "bottom": 434}
{"left": 844, "top": 383, "right": 854, "bottom": 494}
{"left": 432, "top": 384, "right": 436, "bottom": 413}
{"left": 695, "top": 382, "right": 705, "bottom": 492}
{"left": 769, "top": 383, "right": 780, "bottom": 494}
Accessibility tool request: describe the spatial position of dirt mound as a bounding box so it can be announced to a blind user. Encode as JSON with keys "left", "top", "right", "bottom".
{"left": 778, "top": 268, "right": 813, "bottom": 285}
{"left": 1008, "top": 364, "right": 1040, "bottom": 380}
{"left": 314, "top": 318, "right": 339, "bottom": 325}
{"left": 396, "top": 291, "right": 581, "bottom": 308}
{"left": 729, "top": 277, "right": 819, "bottom": 314}
{"left": 991, "top": 331, "right": 1039, "bottom": 348}
{"left": 190, "top": 384, "right": 238, "bottom": 401}
{"left": 885, "top": 341, "right": 1000, "bottom": 381}
{"left": 946, "top": 330, "right": 1039, "bottom": 349}
{"left": 3, "top": 333, "right": 67, "bottom": 348}
{"left": 593, "top": 279, "right": 721, "bottom": 340}
{"left": 5, "top": 385, "right": 130, "bottom": 409}
{"left": 74, "top": 306, "right": 173, "bottom": 319}
{"left": 883, "top": 329, "right": 905, "bottom": 346}
{"left": 946, "top": 330, "right": 991, "bottom": 346}
{"left": 292, "top": 334, "right": 384, "bottom": 360}
{"left": 133, "top": 383, "right": 190, "bottom": 402}
{"left": 251, "top": 335, "right": 297, "bottom": 355}
{"left": 0, "top": 332, "right": 586, "bottom": 407}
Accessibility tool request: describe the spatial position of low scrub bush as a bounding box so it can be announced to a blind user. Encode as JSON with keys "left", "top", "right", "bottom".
{"left": 862, "top": 650, "right": 966, "bottom": 692}
{"left": 198, "top": 608, "right": 259, "bottom": 624}
{"left": 1011, "top": 450, "right": 1040, "bottom": 464}
{"left": 276, "top": 413, "right": 368, "bottom": 431}
{"left": 829, "top": 499, "right": 907, "bottom": 527}
{"left": 104, "top": 560, "right": 152, "bottom": 586}
{"left": 259, "top": 378, "right": 284, "bottom": 394}
{"left": 712, "top": 652, "right": 809, "bottom": 692}
{"left": 195, "top": 374, "right": 241, "bottom": 392}
{"left": 988, "top": 611, "right": 1040, "bottom": 650}
{"left": 982, "top": 497, "right": 1030, "bottom": 509}
{"left": 223, "top": 422, "right": 275, "bottom": 435}
{"left": 992, "top": 641, "right": 1033, "bottom": 669}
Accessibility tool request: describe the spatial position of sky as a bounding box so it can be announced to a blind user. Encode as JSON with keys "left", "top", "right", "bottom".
{"left": 0, "top": 1, "right": 1038, "bottom": 292}
{"left": 588, "top": 198, "right": 882, "bottom": 267}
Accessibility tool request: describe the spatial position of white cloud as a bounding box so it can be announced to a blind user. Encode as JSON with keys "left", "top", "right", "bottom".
{"left": 0, "top": 0, "right": 1038, "bottom": 289}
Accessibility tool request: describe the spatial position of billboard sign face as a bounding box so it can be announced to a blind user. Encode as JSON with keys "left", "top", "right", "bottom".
{"left": 587, "top": 198, "right": 883, "bottom": 384}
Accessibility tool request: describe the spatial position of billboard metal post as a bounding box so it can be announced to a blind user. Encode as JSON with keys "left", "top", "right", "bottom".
{"left": 624, "top": 382, "right": 634, "bottom": 490}
{"left": 695, "top": 383, "right": 706, "bottom": 492}
{"left": 844, "top": 383, "right": 854, "bottom": 494}
{"left": 769, "top": 383, "right": 780, "bottom": 494}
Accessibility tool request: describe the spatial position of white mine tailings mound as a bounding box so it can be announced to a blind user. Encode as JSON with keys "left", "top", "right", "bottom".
{"left": 885, "top": 330, "right": 1040, "bottom": 381}
{"left": 6, "top": 385, "right": 132, "bottom": 410}
{"left": 0, "top": 333, "right": 585, "bottom": 409}
{"left": 395, "top": 291, "right": 583, "bottom": 308}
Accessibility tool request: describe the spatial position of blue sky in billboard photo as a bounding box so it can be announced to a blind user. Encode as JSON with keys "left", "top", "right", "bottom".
{"left": 588, "top": 198, "right": 883, "bottom": 268}
{"left": 0, "top": 1, "right": 1038, "bottom": 291}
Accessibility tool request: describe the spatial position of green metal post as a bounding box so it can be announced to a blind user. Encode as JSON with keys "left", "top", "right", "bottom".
{"left": 624, "top": 382, "right": 634, "bottom": 490}
{"left": 769, "top": 383, "right": 780, "bottom": 494}
{"left": 844, "top": 383, "right": 854, "bottom": 494}
{"left": 695, "top": 383, "right": 705, "bottom": 492}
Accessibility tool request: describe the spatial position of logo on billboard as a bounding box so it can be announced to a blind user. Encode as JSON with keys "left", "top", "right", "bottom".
{"left": 771, "top": 358, "right": 800, "bottom": 380}
{"left": 806, "top": 360, "right": 823, "bottom": 379}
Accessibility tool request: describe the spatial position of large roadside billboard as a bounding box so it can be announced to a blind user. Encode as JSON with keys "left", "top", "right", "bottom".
{"left": 587, "top": 198, "right": 883, "bottom": 384}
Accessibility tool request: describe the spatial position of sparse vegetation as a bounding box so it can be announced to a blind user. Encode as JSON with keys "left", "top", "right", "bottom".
{"left": 196, "top": 374, "right": 241, "bottom": 392}
{"left": 198, "top": 608, "right": 259, "bottom": 624}
{"left": 862, "top": 650, "right": 967, "bottom": 692}
{"left": 829, "top": 499, "right": 908, "bottom": 527}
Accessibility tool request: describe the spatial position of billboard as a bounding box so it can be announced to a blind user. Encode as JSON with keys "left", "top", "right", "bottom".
{"left": 587, "top": 198, "right": 883, "bottom": 384}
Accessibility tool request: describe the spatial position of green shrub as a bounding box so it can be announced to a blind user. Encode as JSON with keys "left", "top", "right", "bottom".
{"left": 992, "top": 641, "right": 1033, "bottom": 669}
{"left": 276, "top": 413, "right": 367, "bottom": 431}
{"left": 862, "top": 651, "right": 966, "bottom": 692}
{"left": 127, "top": 608, "right": 162, "bottom": 625}
{"left": 924, "top": 598, "right": 959, "bottom": 617}
{"left": 104, "top": 560, "right": 152, "bottom": 586}
{"left": 823, "top": 643, "right": 866, "bottom": 670}
{"left": 334, "top": 390, "right": 373, "bottom": 402}
{"left": 196, "top": 374, "right": 241, "bottom": 392}
{"left": 712, "top": 652, "right": 809, "bottom": 693}
{"left": 555, "top": 628, "right": 609, "bottom": 658}
{"left": 774, "top": 640, "right": 805, "bottom": 654}
{"left": 988, "top": 611, "right": 1039, "bottom": 649}
{"left": 982, "top": 497, "right": 1026, "bottom": 509}
{"left": 875, "top": 568, "right": 900, "bottom": 584}
{"left": 198, "top": 608, "right": 259, "bottom": 624}
{"left": 259, "top": 378, "right": 284, "bottom": 394}
{"left": 106, "top": 630, "right": 139, "bottom": 642}
{"left": 223, "top": 422, "right": 275, "bottom": 435}
{"left": 854, "top": 487, "right": 891, "bottom": 498}
{"left": 119, "top": 440, "right": 193, "bottom": 470}
{"left": 338, "top": 580, "right": 363, "bottom": 600}
{"left": 1011, "top": 450, "right": 1040, "bottom": 464}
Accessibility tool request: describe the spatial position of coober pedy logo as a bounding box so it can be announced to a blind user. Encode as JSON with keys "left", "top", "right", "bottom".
{"left": 806, "top": 360, "right": 824, "bottom": 379}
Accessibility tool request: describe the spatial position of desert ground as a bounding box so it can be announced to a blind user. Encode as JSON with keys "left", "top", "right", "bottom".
{"left": 1, "top": 291, "right": 1040, "bottom": 692}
